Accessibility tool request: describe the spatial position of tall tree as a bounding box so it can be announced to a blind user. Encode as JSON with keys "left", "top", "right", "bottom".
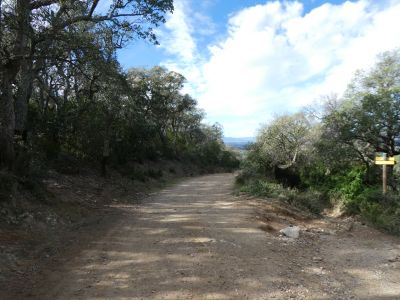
{"left": 257, "top": 113, "right": 313, "bottom": 169}
{"left": 0, "top": 0, "right": 173, "bottom": 170}
{"left": 322, "top": 49, "right": 400, "bottom": 162}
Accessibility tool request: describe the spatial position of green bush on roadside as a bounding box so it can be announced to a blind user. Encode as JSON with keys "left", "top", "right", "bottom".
{"left": 351, "top": 189, "right": 400, "bottom": 234}
{"left": 237, "top": 177, "right": 329, "bottom": 214}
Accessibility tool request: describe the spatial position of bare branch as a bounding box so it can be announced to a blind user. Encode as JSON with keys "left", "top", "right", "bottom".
{"left": 88, "top": 0, "right": 100, "bottom": 17}
{"left": 30, "top": 0, "right": 58, "bottom": 10}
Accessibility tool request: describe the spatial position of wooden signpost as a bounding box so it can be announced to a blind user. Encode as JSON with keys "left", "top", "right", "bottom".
{"left": 375, "top": 154, "right": 396, "bottom": 194}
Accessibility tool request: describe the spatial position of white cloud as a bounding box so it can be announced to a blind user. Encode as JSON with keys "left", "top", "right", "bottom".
{"left": 160, "top": 0, "right": 400, "bottom": 137}
{"left": 157, "top": 0, "right": 210, "bottom": 96}
{"left": 158, "top": 0, "right": 196, "bottom": 63}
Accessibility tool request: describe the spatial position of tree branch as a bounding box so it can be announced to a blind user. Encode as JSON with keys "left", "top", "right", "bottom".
{"left": 55, "top": 12, "right": 144, "bottom": 29}
{"left": 88, "top": 0, "right": 100, "bottom": 17}
{"left": 30, "top": 0, "right": 58, "bottom": 10}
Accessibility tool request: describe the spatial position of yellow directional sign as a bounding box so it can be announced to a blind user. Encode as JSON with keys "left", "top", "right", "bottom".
{"left": 375, "top": 154, "right": 397, "bottom": 195}
{"left": 375, "top": 160, "right": 396, "bottom": 165}
{"left": 375, "top": 156, "right": 396, "bottom": 165}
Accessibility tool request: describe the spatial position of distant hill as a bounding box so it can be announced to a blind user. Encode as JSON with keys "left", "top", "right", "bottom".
{"left": 223, "top": 137, "right": 255, "bottom": 150}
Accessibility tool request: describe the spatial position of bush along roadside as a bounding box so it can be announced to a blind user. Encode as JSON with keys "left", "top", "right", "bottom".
{"left": 236, "top": 167, "right": 400, "bottom": 235}
{"left": 236, "top": 175, "right": 330, "bottom": 215}
{"left": 234, "top": 49, "right": 400, "bottom": 235}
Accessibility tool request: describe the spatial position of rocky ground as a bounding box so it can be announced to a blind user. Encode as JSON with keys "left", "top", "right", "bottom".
{"left": 1, "top": 173, "right": 399, "bottom": 299}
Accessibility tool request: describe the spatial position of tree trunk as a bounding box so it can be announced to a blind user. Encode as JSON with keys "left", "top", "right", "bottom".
{"left": 15, "top": 58, "right": 34, "bottom": 138}
{"left": 0, "top": 72, "right": 16, "bottom": 170}
{"left": 363, "top": 161, "right": 371, "bottom": 184}
{"left": 102, "top": 118, "right": 112, "bottom": 178}
{"left": 102, "top": 135, "right": 111, "bottom": 177}
{"left": 0, "top": 0, "right": 31, "bottom": 170}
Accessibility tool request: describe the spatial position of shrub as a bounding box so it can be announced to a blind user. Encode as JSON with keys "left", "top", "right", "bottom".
{"left": 288, "top": 189, "right": 329, "bottom": 214}
{"left": 238, "top": 176, "right": 329, "bottom": 214}
{"left": 235, "top": 169, "right": 261, "bottom": 185}
{"left": 239, "top": 179, "right": 272, "bottom": 197}
{"left": 129, "top": 169, "right": 147, "bottom": 182}
{"left": 147, "top": 169, "right": 163, "bottom": 179}
{"left": 352, "top": 189, "right": 400, "bottom": 234}
{"left": 336, "top": 166, "right": 365, "bottom": 200}
{"left": 0, "top": 172, "right": 16, "bottom": 202}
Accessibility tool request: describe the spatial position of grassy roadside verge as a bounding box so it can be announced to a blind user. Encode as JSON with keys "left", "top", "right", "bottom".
{"left": 236, "top": 176, "right": 330, "bottom": 215}
{"left": 236, "top": 174, "right": 400, "bottom": 235}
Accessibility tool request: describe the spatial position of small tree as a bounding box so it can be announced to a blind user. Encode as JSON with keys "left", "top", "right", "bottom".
{"left": 258, "top": 113, "right": 313, "bottom": 169}
{"left": 321, "top": 49, "right": 400, "bottom": 184}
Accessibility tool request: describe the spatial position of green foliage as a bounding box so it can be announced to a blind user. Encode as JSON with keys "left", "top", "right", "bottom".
{"left": 147, "top": 169, "right": 163, "bottom": 179}
{"left": 257, "top": 112, "right": 313, "bottom": 169}
{"left": 240, "top": 142, "right": 271, "bottom": 177}
{"left": 238, "top": 179, "right": 276, "bottom": 197}
{"left": 300, "top": 164, "right": 368, "bottom": 214}
{"left": 353, "top": 189, "right": 400, "bottom": 234}
{"left": 333, "top": 166, "right": 366, "bottom": 200}
{"left": 0, "top": 0, "right": 175, "bottom": 170}
{"left": 238, "top": 177, "right": 328, "bottom": 214}
{"left": 0, "top": 172, "right": 15, "bottom": 202}
{"left": 129, "top": 169, "right": 148, "bottom": 182}
{"left": 16, "top": 61, "right": 237, "bottom": 179}
{"left": 0, "top": 0, "right": 241, "bottom": 222}
{"left": 322, "top": 49, "right": 400, "bottom": 160}
{"left": 299, "top": 163, "right": 329, "bottom": 188}
{"left": 219, "top": 150, "right": 240, "bottom": 171}
{"left": 288, "top": 189, "right": 329, "bottom": 215}
{"left": 239, "top": 49, "right": 400, "bottom": 234}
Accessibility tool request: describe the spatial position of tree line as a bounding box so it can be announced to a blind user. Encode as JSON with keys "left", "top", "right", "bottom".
{"left": 0, "top": 0, "right": 238, "bottom": 185}
{"left": 239, "top": 49, "right": 400, "bottom": 233}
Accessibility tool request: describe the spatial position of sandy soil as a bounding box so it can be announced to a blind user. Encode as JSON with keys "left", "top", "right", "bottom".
{"left": 4, "top": 173, "right": 400, "bottom": 299}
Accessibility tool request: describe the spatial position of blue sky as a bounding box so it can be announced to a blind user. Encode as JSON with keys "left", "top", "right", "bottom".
{"left": 117, "top": 0, "right": 400, "bottom": 137}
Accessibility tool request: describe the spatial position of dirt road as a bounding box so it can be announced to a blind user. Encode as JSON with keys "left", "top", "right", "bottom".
{"left": 9, "top": 174, "right": 400, "bottom": 299}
